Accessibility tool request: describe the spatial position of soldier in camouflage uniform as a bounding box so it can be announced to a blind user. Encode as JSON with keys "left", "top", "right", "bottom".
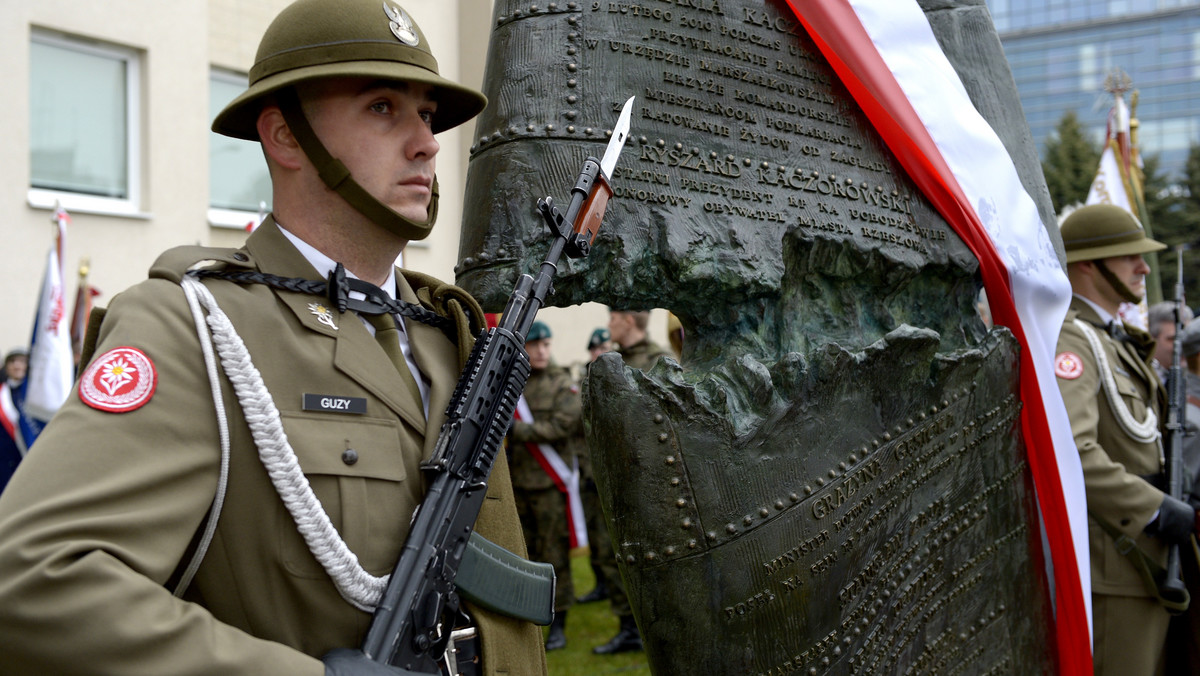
{"left": 508, "top": 321, "right": 580, "bottom": 652}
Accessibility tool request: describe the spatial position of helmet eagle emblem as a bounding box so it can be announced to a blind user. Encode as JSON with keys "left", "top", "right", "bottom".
{"left": 383, "top": 2, "right": 420, "bottom": 46}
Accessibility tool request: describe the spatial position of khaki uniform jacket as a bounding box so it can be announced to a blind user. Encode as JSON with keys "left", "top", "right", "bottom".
{"left": 1056, "top": 298, "right": 1169, "bottom": 597}
{"left": 508, "top": 365, "right": 581, "bottom": 491}
{"left": 0, "top": 222, "right": 546, "bottom": 676}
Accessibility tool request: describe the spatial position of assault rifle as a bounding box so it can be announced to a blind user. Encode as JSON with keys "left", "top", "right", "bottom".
{"left": 360, "top": 97, "right": 635, "bottom": 672}
{"left": 1162, "top": 245, "right": 1191, "bottom": 610}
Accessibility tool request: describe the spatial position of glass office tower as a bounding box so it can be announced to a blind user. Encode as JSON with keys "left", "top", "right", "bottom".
{"left": 983, "top": 0, "right": 1200, "bottom": 181}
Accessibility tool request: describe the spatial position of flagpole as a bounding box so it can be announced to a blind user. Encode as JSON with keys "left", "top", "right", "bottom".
{"left": 1106, "top": 72, "right": 1162, "bottom": 304}
{"left": 1129, "top": 89, "right": 1163, "bottom": 304}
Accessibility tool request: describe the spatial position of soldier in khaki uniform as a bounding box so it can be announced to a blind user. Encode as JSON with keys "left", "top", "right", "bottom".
{"left": 508, "top": 321, "right": 580, "bottom": 652}
{"left": 0, "top": 1, "right": 546, "bottom": 674}
{"left": 1054, "top": 204, "right": 1198, "bottom": 675}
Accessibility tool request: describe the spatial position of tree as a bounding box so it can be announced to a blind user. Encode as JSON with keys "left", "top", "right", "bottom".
{"left": 1041, "top": 110, "right": 1101, "bottom": 214}
{"left": 1152, "top": 144, "right": 1200, "bottom": 304}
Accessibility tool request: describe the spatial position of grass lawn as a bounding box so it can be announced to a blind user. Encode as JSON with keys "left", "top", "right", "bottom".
{"left": 542, "top": 550, "right": 652, "bottom": 675}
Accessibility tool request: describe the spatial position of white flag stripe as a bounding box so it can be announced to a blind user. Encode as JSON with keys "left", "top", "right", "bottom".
{"left": 1087, "top": 143, "right": 1135, "bottom": 211}
{"left": 515, "top": 395, "right": 588, "bottom": 549}
{"left": 24, "top": 245, "right": 75, "bottom": 423}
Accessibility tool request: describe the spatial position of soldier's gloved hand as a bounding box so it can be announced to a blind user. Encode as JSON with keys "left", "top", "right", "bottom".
{"left": 322, "top": 648, "right": 432, "bottom": 676}
{"left": 1147, "top": 495, "right": 1197, "bottom": 544}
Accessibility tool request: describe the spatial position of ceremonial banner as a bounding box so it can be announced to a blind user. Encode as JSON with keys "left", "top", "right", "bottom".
{"left": 787, "top": 2, "right": 1091, "bottom": 671}
{"left": 1087, "top": 144, "right": 1135, "bottom": 212}
{"left": 22, "top": 206, "right": 76, "bottom": 431}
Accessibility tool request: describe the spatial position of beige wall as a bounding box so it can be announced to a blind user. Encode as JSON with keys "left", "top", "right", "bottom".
{"left": 1, "top": 0, "right": 665, "bottom": 374}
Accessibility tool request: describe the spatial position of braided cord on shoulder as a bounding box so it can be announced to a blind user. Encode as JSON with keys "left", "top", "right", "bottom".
{"left": 181, "top": 276, "right": 387, "bottom": 611}
{"left": 1073, "top": 319, "right": 1160, "bottom": 444}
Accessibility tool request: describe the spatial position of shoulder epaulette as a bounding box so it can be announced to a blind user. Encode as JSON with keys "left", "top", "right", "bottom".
{"left": 149, "top": 245, "right": 255, "bottom": 284}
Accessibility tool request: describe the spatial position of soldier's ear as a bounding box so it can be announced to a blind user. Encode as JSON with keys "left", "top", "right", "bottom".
{"left": 258, "top": 105, "right": 304, "bottom": 171}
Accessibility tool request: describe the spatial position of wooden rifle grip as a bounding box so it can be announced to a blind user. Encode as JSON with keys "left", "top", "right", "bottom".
{"left": 575, "top": 174, "right": 613, "bottom": 245}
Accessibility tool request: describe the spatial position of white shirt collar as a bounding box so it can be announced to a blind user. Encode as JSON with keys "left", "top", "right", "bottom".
{"left": 276, "top": 223, "right": 398, "bottom": 301}
{"left": 275, "top": 222, "right": 429, "bottom": 416}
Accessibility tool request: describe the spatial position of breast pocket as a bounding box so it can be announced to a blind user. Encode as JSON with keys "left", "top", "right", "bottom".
{"left": 1108, "top": 372, "right": 1161, "bottom": 473}
{"left": 276, "top": 412, "right": 420, "bottom": 579}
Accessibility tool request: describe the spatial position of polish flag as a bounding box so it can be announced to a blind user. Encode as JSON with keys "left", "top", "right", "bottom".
{"left": 784, "top": 2, "right": 1091, "bottom": 673}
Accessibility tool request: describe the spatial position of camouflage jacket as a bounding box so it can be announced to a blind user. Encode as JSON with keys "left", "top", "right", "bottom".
{"left": 508, "top": 364, "right": 582, "bottom": 490}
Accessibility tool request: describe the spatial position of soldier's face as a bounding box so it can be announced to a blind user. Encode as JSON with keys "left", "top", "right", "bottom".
{"left": 608, "top": 313, "right": 633, "bottom": 347}
{"left": 589, "top": 343, "right": 611, "bottom": 362}
{"left": 1155, "top": 320, "right": 1178, "bottom": 366}
{"left": 302, "top": 77, "right": 439, "bottom": 222}
{"left": 526, "top": 338, "right": 552, "bottom": 370}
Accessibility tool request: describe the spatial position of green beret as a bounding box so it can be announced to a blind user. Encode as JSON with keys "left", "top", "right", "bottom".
{"left": 587, "top": 328, "right": 610, "bottom": 349}
{"left": 526, "top": 321, "right": 552, "bottom": 342}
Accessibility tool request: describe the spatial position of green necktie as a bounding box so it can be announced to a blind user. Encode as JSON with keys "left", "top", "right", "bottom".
{"left": 366, "top": 312, "right": 423, "bottom": 407}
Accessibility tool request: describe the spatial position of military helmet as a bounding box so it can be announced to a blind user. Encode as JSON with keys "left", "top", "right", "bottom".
{"left": 212, "top": 0, "right": 486, "bottom": 140}
{"left": 1060, "top": 204, "right": 1165, "bottom": 264}
{"left": 527, "top": 321, "right": 552, "bottom": 342}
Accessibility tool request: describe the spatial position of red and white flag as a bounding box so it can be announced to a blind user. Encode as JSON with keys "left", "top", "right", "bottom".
{"left": 23, "top": 204, "right": 77, "bottom": 425}
{"left": 785, "top": 2, "right": 1091, "bottom": 673}
{"left": 515, "top": 394, "right": 588, "bottom": 549}
{"left": 1088, "top": 95, "right": 1147, "bottom": 329}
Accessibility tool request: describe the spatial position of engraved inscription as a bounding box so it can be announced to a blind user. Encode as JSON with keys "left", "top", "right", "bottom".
{"left": 726, "top": 388, "right": 1031, "bottom": 673}
{"left": 578, "top": 0, "right": 947, "bottom": 261}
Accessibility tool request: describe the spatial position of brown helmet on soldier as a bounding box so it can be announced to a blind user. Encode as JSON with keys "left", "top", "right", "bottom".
{"left": 1060, "top": 203, "right": 1165, "bottom": 264}
{"left": 211, "top": 0, "right": 487, "bottom": 241}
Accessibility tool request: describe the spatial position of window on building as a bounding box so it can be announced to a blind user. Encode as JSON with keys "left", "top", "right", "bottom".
{"left": 208, "top": 69, "right": 272, "bottom": 229}
{"left": 28, "top": 30, "right": 141, "bottom": 215}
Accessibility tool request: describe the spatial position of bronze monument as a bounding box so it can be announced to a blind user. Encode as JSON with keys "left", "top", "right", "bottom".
{"left": 459, "top": 0, "right": 1059, "bottom": 672}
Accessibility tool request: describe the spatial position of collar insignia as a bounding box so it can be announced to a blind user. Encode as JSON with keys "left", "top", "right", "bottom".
{"left": 308, "top": 302, "right": 338, "bottom": 330}
{"left": 383, "top": 3, "right": 420, "bottom": 46}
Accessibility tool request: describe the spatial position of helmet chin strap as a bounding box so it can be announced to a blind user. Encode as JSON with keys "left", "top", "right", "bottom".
{"left": 276, "top": 87, "right": 438, "bottom": 242}
{"left": 1095, "top": 259, "right": 1141, "bottom": 304}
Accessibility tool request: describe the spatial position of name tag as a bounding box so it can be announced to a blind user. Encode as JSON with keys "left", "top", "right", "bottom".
{"left": 303, "top": 394, "right": 368, "bottom": 415}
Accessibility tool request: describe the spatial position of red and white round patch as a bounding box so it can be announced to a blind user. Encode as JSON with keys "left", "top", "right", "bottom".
{"left": 1054, "top": 351, "right": 1084, "bottom": 380}
{"left": 79, "top": 347, "right": 158, "bottom": 413}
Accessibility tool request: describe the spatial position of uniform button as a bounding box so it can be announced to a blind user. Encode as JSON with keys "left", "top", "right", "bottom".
{"left": 1120, "top": 518, "right": 1131, "bottom": 527}
{"left": 342, "top": 449, "right": 359, "bottom": 465}
{"left": 233, "top": 252, "right": 248, "bottom": 262}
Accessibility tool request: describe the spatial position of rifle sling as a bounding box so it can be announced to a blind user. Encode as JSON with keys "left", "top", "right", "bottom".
{"left": 1090, "top": 509, "right": 1191, "bottom": 614}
